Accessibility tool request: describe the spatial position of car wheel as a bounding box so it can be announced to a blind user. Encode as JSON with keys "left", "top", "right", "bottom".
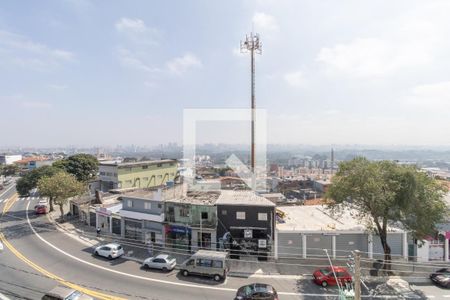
{"left": 321, "top": 281, "right": 328, "bottom": 287}
{"left": 182, "top": 270, "right": 189, "bottom": 277}
{"left": 213, "top": 274, "right": 221, "bottom": 282}
{"left": 108, "top": 255, "right": 112, "bottom": 259}
{"left": 94, "top": 251, "right": 99, "bottom": 256}
{"left": 162, "top": 267, "right": 168, "bottom": 272}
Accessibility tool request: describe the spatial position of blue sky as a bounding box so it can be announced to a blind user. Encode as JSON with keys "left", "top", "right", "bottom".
{"left": 1, "top": 0, "right": 450, "bottom": 147}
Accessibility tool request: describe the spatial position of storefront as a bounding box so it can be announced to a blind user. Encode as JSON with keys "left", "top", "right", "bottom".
{"left": 165, "top": 224, "right": 191, "bottom": 251}
{"left": 95, "top": 203, "right": 122, "bottom": 234}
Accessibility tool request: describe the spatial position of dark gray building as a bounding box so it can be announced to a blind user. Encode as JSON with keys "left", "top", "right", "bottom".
{"left": 216, "top": 190, "right": 276, "bottom": 260}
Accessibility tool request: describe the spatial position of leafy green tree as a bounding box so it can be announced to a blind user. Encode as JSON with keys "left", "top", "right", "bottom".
{"left": 38, "top": 171, "right": 85, "bottom": 218}
{"left": 53, "top": 154, "right": 98, "bottom": 182}
{"left": 326, "top": 157, "right": 448, "bottom": 272}
{"left": 16, "top": 166, "right": 59, "bottom": 196}
{"left": 1, "top": 164, "right": 19, "bottom": 176}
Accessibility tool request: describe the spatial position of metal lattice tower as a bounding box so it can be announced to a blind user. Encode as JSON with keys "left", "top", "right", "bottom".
{"left": 240, "top": 32, "right": 262, "bottom": 174}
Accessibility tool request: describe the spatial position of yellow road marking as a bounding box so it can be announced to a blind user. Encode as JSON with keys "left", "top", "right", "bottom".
{"left": 2, "top": 193, "right": 18, "bottom": 215}
{"left": 0, "top": 195, "right": 126, "bottom": 300}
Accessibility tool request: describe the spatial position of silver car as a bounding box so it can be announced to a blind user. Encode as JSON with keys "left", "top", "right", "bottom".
{"left": 143, "top": 254, "right": 177, "bottom": 271}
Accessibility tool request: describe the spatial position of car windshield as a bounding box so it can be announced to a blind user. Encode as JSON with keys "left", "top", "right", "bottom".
{"left": 319, "top": 268, "right": 331, "bottom": 275}
{"left": 65, "top": 290, "right": 82, "bottom": 300}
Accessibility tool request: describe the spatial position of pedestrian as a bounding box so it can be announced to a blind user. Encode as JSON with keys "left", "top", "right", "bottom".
{"left": 96, "top": 227, "right": 101, "bottom": 237}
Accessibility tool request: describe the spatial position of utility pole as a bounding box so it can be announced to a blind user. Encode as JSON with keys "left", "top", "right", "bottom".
{"left": 241, "top": 32, "right": 262, "bottom": 189}
{"left": 354, "top": 250, "right": 361, "bottom": 300}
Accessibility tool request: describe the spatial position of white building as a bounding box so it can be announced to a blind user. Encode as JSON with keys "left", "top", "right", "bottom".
{"left": 276, "top": 205, "right": 408, "bottom": 260}
{"left": 0, "top": 155, "right": 22, "bottom": 165}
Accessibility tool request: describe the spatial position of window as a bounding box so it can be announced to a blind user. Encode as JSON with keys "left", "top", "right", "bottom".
{"left": 153, "top": 258, "right": 164, "bottom": 263}
{"left": 258, "top": 213, "right": 268, "bottom": 221}
{"left": 144, "top": 202, "right": 151, "bottom": 210}
{"left": 222, "top": 210, "right": 227, "bottom": 215}
{"left": 142, "top": 165, "right": 148, "bottom": 169}
{"left": 186, "top": 259, "right": 194, "bottom": 266}
{"left": 201, "top": 211, "right": 208, "bottom": 220}
{"left": 106, "top": 172, "right": 112, "bottom": 176}
{"left": 100, "top": 172, "right": 106, "bottom": 176}
{"left": 180, "top": 207, "right": 189, "bottom": 217}
{"left": 158, "top": 204, "right": 162, "bottom": 209}
{"left": 197, "top": 259, "right": 212, "bottom": 267}
{"left": 212, "top": 260, "right": 223, "bottom": 268}
{"left": 127, "top": 200, "right": 133, "bottom": 207}
{"left": 236, "top": 211, "right": 246, "bottom": 220}
{"left": 113, "top": 173, "right": 117, "bottom": 177}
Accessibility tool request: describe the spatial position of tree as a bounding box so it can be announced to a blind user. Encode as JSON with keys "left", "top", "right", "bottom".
{"left": 16, "top": 166, "right": 60, "bottom": 196}
{"left": 38, "top": 171, "right": 85, "bottom": 219}
{"left": 53, "top": 154, "right": 98, "bottom": 182}
{"left": 325, "top": 157, "right": 448, "bottom": 272}
{"left": 1, "top": 164, "right": 19, "bottom": 176}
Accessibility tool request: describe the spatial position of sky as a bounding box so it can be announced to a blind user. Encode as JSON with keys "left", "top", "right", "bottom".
{"left": 1, "top": 0, "right": 450, "bottom": 148}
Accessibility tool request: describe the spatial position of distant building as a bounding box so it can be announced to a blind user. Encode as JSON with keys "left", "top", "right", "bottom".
{"left": 0, "top": 154, "right": 22, "bottom": 165}
{"left": 98, "top": 159, "right": 178, "bottom": 192}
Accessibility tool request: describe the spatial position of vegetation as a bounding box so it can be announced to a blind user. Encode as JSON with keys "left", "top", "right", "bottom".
{"left": 326, "top": 157, "right": 448, "bottom": 272}
{"left": 37, "top": 171, "right": 85, "bottom": 218}
{"left": 53, "top": 154, "right": 98, "bottom": 182}
{"left": 16, "top": 166, "right": 59, "bottom": 196}
{"left": 1, "top": 164, "right": 20, "bottom": 176}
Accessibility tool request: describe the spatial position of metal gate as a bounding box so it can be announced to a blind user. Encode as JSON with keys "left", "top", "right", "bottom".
{"left": 277, "top": 232, "right": 303, "bottom": 257}
{"left": 306, "top": 234, "right": 332, "bottom": 257}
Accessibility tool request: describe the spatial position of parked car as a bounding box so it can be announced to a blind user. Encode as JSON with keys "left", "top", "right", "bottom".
{"left": 94, "top": 243, "right": 124, "bottom": 259}
{"left": 34, "top": 204, "right": 48, "bottom": 214}
{"left": 430, "top": 268, "right": 450, "bottom": 288}
{"left": 41, "top": 286, "right": 93, "bottom": 300}
{"left": 313, "top": 266, "right": 352, "bottom": 287}
{"left": 234, "top": 283, "right": 279, "bottom": 300}
{"left": 143, "top": 254, "right": 177, "bottom": 271}
{"left": 180, "top": 250, "right": 228, "bottom": 282}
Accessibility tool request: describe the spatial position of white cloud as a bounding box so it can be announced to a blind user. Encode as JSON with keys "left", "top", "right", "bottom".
{"left": 117, "top": 48, "right": 159, "bottom": 73}
{"left": 115, "top": 18, "right": 159, "bottom": 45}
{"left": 317, "top": 37, "right": 432, "bottom": 77}
{"left": 252, "top": 12, "right": 279, "bottom": 32}
{"left": 284, "top": 71, "right": 307, "bottom": 88}
{"left": 167, "top": 53, "right": 202, "bottom": 75}
{"left": 0, "top": 30, "right": 74, "bottom": 70}
{"left": 116, "top": 18, "right": 147, "bottom": 33}
{"left": 406, "top": 81, "right": 450, "bottom": 109}
{"left": 21, "top": 101, "right": 52, "bottom": 109}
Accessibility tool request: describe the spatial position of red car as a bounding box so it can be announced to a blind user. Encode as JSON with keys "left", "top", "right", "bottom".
{"left": 313, "top": 266, "right": 352, "bottom": 287}
{"left": 34, "top": 205, "right": 48, "bottom": 214}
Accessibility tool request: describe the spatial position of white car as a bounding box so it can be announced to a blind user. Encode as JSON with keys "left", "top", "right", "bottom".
{"left": 143, "top": 254, "right": 177, "bottom": 271}
{"left": 94, "top": 243, "right": 124, "bottom": 259}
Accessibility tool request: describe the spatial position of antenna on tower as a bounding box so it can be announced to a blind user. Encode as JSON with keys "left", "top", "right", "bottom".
{"left": 240, "top": 32, "right": 262, "bottom": 189}
{"left": 240, "top": 32, "right": 262, "bottom": 190}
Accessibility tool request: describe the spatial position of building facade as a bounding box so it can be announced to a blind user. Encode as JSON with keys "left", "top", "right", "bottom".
{"left": 98, "top": 159, "right": 177, "bottom": 192}
{"left": 164, "top": 191, "right": 219, "bottom": 252}
{"left": 216, "top": 191, "right": 276, "bottom": 260}
{"left": 0, "top": 154, "right": 22, "bottom": 165}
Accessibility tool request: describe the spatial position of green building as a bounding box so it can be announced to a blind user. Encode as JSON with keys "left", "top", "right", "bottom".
{"left": 98, "top": 159, "right": 177, "bottom": 192}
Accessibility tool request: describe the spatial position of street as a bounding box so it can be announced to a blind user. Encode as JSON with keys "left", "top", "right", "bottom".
{"left": 0, "top": 188, "right": 448, "bottom": 300}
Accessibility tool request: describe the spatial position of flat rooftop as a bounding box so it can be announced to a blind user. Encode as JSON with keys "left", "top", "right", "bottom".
{"left": 277, "top": 205, "right": 403, "bottom": 232}
{"left": 100, "top": 159, "right": 176, "bottom": 167}
{"left": 216, "top": 190, "right": 275, "bottom": 207}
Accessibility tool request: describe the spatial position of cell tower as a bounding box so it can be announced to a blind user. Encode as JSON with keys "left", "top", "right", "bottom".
{"left": 240, "top": 32, "right": 262, "bottom": 175}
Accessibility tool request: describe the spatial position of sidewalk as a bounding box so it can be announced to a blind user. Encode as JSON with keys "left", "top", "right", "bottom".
{"left": 46, "top": 209, "right": 441, "bottom": 281}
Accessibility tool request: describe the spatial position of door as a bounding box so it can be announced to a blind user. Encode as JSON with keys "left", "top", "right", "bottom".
{"left": 100, "top": 246, "right": 110, "bottom": 256}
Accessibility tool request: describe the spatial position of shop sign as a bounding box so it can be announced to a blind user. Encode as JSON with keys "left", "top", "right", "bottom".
{"left": 244, "top": 229, "right": 253, "bottom": 238}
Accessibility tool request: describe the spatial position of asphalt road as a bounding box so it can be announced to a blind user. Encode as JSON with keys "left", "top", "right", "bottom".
{"left": 0, "top": 188, "right": 448, "bottom": 300}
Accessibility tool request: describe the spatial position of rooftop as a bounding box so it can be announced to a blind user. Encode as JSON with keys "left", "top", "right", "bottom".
{"left": 216, "top": 190, "right": 276, "bottom": 207}
{"left": 277, "top": 205, "right": 403, "bottom": 232}
{"left": 165, "top": 190, "right": 221, "bottom": 206}
{"left": 100, "top": 159, "right": 176, "bottom": 167}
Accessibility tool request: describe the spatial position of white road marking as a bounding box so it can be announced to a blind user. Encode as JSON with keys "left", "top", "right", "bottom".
{"left": 442, "top": 295, "right": 450, "bottom": 298}
{"left": 0, "top": 292, "right": 11, "bottom": 300}
{"left": 23, "top": 201, "right": 340, "bottom": 297}
{"left": 0, "top": 183, "right": 15, "bottom": 200}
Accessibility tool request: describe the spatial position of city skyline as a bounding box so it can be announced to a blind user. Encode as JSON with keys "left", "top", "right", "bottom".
{"left": 2, "top": 1, "right": 450, "bottom": 147}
